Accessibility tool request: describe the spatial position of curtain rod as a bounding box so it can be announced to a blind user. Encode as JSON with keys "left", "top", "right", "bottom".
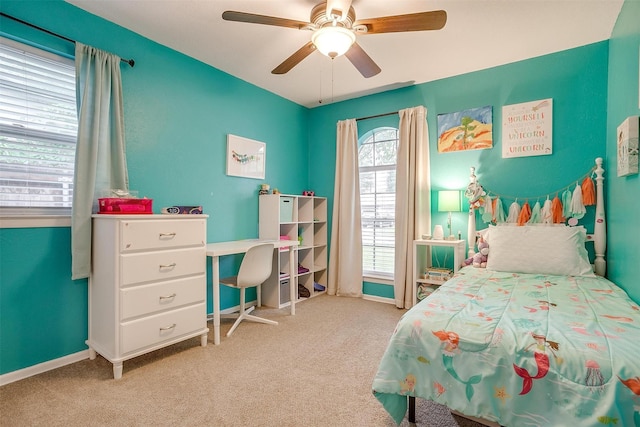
{"left": 1, "top": 12, "right": 135, "bottom": 67}
{"left": 355, "top": 111, "right": 398, "bottom": 122}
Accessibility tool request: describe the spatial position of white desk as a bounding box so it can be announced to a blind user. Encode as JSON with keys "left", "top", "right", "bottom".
{"left": 206, "top": 239, "right": 298, "bottom": 345}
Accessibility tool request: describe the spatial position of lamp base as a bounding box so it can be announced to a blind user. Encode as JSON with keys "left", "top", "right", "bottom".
{"left": 445, "top": 235, "right": 457, "bottom": 241}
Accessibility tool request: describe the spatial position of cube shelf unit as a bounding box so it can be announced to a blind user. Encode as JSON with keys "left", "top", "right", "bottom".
{"left": 259, "top": 194, "right": 328, "bottom": 308}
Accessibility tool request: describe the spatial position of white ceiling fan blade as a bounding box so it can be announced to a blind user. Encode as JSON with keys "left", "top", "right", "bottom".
{"left": 325, "top": 0, "right": 353, "bottom": 21}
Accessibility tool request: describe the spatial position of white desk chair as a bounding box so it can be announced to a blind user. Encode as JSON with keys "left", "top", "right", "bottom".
{"left": 219, "top": 243, "right": 278, "bottom": 337}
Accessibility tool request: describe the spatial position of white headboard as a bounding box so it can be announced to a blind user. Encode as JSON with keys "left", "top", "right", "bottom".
{"left": 467, "top": 157, "right": 606, "bottom": 276}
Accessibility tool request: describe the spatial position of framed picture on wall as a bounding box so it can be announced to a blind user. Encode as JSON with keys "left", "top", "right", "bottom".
{"left": 616, "top": 116, "right": 639, "bottom": 177}
{"left": 437, "top": 105, "right": 493, "bottom": 152}
{"left": 502, "top": 98, "right": 553, "bottom": 158}
{"left": 226, "top": 134, "right": 266, "bottom": 179}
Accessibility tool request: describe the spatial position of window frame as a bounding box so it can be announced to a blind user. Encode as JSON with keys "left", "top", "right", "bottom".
{"left": 0, "top": 36, "right": 77, "bottom": 223}
{"left": 358, "top": 126, "right": 399, "bottom": 279}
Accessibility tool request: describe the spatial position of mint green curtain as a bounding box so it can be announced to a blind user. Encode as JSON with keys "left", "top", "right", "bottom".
{"left": 71, "top": 43, "right": 128, "bottom": 280}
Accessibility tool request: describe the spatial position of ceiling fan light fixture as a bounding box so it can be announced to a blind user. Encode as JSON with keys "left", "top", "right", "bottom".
{"left": 311, "top": 26, "right": 355, "bottom": 58}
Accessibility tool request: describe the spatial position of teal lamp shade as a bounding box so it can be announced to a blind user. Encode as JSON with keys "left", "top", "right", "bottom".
{"left": 438, "top": 190, "right": 461, "bottom": 213}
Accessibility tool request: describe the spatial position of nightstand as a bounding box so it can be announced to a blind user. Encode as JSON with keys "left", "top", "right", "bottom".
{"left": 412, "top": 239, "right": 465, "bottom": 306}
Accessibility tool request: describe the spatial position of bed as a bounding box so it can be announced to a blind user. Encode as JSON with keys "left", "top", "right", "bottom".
{"left": 372, "top": 158, "right": 640, "bottom": 426}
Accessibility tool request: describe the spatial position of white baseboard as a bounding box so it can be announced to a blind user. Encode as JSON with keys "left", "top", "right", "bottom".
{"left": 1, "top": 301, "right": 257, "bottom": 386}
{"left": 0, "top": 350, "right": 89, "bottom": 386}
{"left": 2, "top": 297, "right": 393, "bottom": 386}
{"left": 362, "top": 294, "right": 395, "bottom": 305}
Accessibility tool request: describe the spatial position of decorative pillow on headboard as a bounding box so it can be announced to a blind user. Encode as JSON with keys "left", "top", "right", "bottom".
{"left": 485, "top": 225, "right": 595, "bottom": 276}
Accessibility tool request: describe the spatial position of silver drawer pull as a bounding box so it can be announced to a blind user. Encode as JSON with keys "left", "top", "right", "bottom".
{"left": 159, "top": 324, "right": 176, "bottom": 331}
{"left": 159, "top": 232, "right": 177, "bottom": 238}
{"left": 159, "top": 293, "right": 177, "bottom": 301}
{"left": 159, "top": 263, "right": 176, "bottom": 269}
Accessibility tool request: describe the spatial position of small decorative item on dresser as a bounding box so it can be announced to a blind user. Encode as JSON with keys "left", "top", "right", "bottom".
{"left": 259, "top": 183, "right": 270, "bottom": 195}
{"left": 161, "top": 205, "right": 203, "bottom": 214}
{"left": 302, "top": 190, "right": 315, "bottom": 196}
{"left": 98, "top": 197, "right": 152, "bottom": 214}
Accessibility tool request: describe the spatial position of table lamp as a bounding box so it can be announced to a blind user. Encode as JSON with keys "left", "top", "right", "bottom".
{"left": 438, "top": 190, "right": 461, "bottom": 240}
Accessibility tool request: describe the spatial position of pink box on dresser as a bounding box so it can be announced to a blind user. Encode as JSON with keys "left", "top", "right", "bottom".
{"left": 98, "top": 198, "right": 153, "bottom": 214}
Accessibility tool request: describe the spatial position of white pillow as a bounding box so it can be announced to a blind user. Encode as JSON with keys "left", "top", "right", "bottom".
{"left": 485, "top": 225, "right": 595, "bottom": 277}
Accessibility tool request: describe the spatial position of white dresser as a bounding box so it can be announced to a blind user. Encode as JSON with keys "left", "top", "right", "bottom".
{"left": 87, "top": 214, "right": 209, "bottom": 379}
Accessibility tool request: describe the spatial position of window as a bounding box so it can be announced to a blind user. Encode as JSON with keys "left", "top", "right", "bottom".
{"left": 359, "top": 127, "right": 398, "bottom": 276}
{"left": 0, "top": 37, "right": 77, "bottom": 214}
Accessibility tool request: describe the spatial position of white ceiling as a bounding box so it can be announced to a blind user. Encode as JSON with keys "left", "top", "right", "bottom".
{"left": 64, "top": 0, "right": 623, "bottom": 108}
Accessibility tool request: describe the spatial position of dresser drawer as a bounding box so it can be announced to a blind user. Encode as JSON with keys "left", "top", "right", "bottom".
{"left": 120, "top": 275, "right": 205, "bottom": 320}
{"left": 121, "top": 247, "right": 204, "bottom": 286}
{"left": 120, "top": 219, "right": 205, "bottom": 252}
{"left": 120, "top": 303, "right": 205, "bottom": 354}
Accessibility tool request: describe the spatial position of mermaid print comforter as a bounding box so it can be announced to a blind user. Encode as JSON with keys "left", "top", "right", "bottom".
{"left": 372, "top": 267, "right": 640, "bottom": 426}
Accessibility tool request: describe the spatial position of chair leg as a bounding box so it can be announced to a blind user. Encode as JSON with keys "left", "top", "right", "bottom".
{"left": 226, "top": 288, "right": 246, "bottom": 337}
{"left": 226, "top": 314, "right": 244, "bottom": 337}
{"left": 257, "top": 284, "right": 261, "bottom": 307}
{"left": 225, "top": 287, "right": 278, "bottom": 337}
{"left": 244, "top": 313, "right": 278, "bottom": 325}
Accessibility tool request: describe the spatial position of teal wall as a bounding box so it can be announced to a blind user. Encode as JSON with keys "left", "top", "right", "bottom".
{"left": 1, "top": 0, "right": 637, "bottom": 376}
{"left": 606, "top": 0, "right": 640, "bottom": 303}
{"left": 363, "top": 281, "right": 394, "bottom": 300}
{"left": 0, "top": 227, "right": 85, "bottom": 369}
{"left": 309, "top": 42, "right": 610, "bottom": 298}
{"left": 0, "top": 0, "right": 308, "bottom": 375}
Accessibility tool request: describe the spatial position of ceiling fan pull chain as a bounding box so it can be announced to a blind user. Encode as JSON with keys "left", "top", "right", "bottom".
{"left": 331, "top": 57, "right": 335, "bottom": 104}
{"left": 318, "top": 61, "right": 323, "bottom": 104}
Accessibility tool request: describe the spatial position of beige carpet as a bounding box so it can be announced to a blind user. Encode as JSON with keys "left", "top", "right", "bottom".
{"left": 0, "top": 295, "right": 485, "bottom": 427}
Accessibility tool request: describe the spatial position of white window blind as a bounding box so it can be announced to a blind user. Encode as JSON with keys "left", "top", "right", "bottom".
{"left": 359, "top": 127, "right": 398, "bottom": 276}
{"left": 0, "top": 37, "right": 77, "bottom": 213}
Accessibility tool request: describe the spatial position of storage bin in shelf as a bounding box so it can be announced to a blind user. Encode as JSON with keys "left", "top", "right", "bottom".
{"left": 279, "top": 280, "right": 290, "bottom": 305}
{"left": 279, "top": 197, "right": 294, "bottom": 222}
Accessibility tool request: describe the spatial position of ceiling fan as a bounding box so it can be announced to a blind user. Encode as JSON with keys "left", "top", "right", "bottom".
{"left": 222, "top": 0, "right": 446, "bottom": 78}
